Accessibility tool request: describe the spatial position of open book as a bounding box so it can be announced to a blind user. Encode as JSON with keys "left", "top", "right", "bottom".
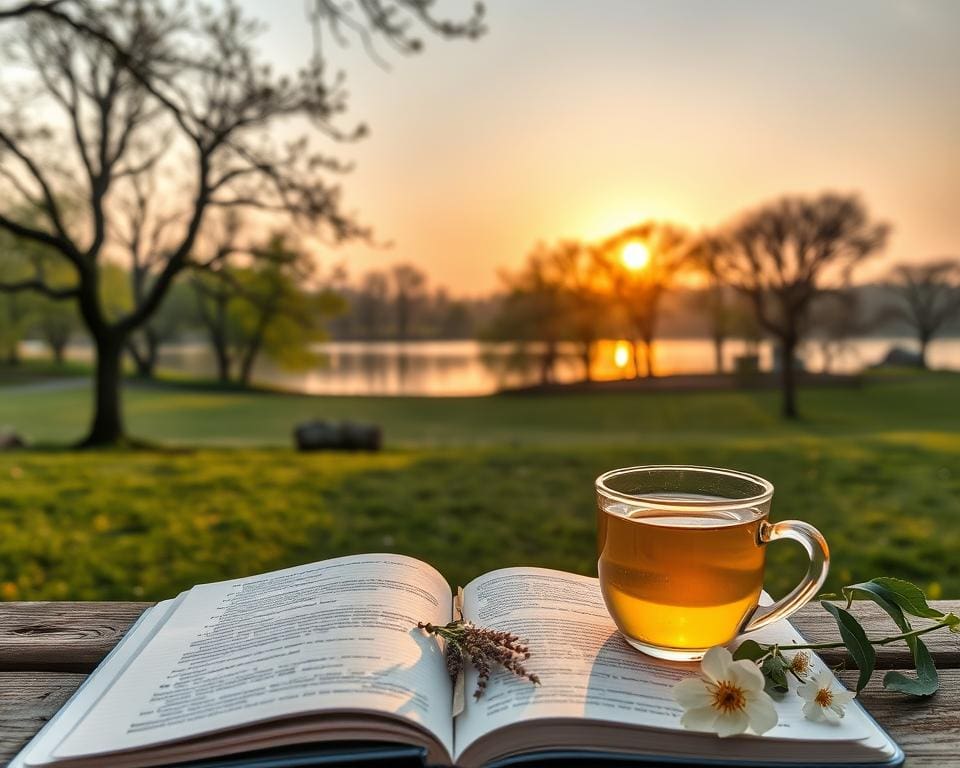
{"left": 13, "top": 554, "right": 903, "bottom": 768}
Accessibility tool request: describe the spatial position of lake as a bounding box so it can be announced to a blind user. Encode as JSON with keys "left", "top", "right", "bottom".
{"left": 135, "top": 337, "right": 960, "bottom": 396}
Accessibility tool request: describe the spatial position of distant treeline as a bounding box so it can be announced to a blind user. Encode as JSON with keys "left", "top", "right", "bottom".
{"left": 327, "top": 278, "right": 959, "bottom": 343}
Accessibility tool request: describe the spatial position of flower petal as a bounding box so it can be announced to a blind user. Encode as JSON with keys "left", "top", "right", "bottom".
{"left": 729, "top": 659, "right": 765, "bottom": 691}
{"left": 821, "top": 704, "right": 842, "bottom": 723}
{"left": 681, "top": 705, "right": 719, "bottom": 732}
{"left": 701, "top": 646, "right": 733, "bottom": 683}
{"left": 802, "top": 700, "right": 825, "bottom": 722}
{"left": 745, "top": 693, "right": 779, "bottom": 735}
{"left": 813, "top": 670, "right": 835, "bottom": 688}
{"left": 829, "top": 703, "right": 847, "bottom": 719}
{"left": 673, "top": 677, "right": 711, "bottom": 708}
{"left": 832, "top": 689, "right": 856, "bottom": 706}
{"left": 796, "top": 680, "right": 817, "bottom": 701}
{"left": 714, "top": 709, "right": 750, "bottom": 738}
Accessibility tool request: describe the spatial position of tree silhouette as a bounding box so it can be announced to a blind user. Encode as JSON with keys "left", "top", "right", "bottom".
{"left": 488, "top": 244, "right": 569, "bottom": 386}
{"left": 0, "top": 0, "right": 481, "bottom": 445}
{"left": 391, "top": 263, "right": 427, "bottom": 341}
{"left": 596, "top": 222, "right": 688, "bottom": 378}
{"left": 885, "top": 259, "right": 960, "bottom": 369}
{"left": 808, "top": 288, "right": 864, "bottom": 374}
{"left": 718, "top": 193, "right": 889, "bottom": 418}
{"left": 549, "top": 241, "right": 606, "bottom": 382}
{"left": 192, "top": 232, "right": 342, "bottom": 386}
{"left": 689, "top": 232, "right": 735, "bottom": 374}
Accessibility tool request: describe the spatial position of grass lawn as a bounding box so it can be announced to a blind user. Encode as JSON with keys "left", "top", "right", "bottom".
{"left": 0, "top": 370, "right": 957, "bottom": 600}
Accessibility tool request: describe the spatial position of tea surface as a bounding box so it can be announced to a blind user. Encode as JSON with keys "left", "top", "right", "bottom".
{"left": 597, "top": 499, "right": 765, "bottom": 650}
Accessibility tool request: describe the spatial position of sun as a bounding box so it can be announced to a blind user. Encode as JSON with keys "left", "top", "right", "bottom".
{"left": 622, "top": 241, "right": 650, "bottom": 271}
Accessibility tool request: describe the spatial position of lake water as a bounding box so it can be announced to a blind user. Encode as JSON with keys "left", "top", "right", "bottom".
{"left": 138, "top": 336, "right": 958, "bottom": 396}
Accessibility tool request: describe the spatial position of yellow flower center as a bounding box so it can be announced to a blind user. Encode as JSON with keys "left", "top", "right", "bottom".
{"left": 711, "top": 680, "right": 747, "bottom": 713}
{"left": 814, "top": 687, "right": 833, "bottom": 708}
{"left": 789, "top": 652, "right": 810, "bottom": 675}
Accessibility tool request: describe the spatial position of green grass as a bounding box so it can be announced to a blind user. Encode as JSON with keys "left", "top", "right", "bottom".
{"left": 0, "top": 371, "right": 958, "bottom": 601}
{"left": 2, "top": 370, "right": 958, "bottom": 446}
{"left": 0, "top": 358, "right": 89, "bottom": 386}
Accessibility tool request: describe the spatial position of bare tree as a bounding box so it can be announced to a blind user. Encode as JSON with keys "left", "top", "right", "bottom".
{"left": 885, "top": 259, "right": 960, "bottom": 369}
{"left": 356, "top": 270, "right": 390, "bottom": 340}
{"left": 113, "top": 172, "right": 181, "bottom": 377}
{"left": 547, "top": 240, "right": 605, "bottom": 382}
{"left": 0, "top": 0, "right": 480, "bottom": 445}
{"left": 391, "top": 263, "right": 426, "bottom": 341}
{"left": 808, "top": 288, "right": 863, "bottom": 374}
{"left": 596, "top": 222, "right": 688, "bottom": 378}
{"left": 689, "top": 232, "right": 734, "bottom": 374}
{"left": 718, "top": 193, "right": 889, "bottom": 418}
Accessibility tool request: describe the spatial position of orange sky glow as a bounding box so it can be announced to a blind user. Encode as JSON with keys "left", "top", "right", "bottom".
{"left": 239, "top": 0, "right": 960, "bottom": 295}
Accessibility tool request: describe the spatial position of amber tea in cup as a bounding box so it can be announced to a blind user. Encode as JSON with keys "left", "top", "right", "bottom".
{"left": 596, "top": 466, "right": 829, "bottom": 661}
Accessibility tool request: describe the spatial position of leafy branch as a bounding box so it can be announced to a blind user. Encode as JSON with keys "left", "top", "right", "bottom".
{"left": 734, "top": 577, "right": 959, "bottom": 697}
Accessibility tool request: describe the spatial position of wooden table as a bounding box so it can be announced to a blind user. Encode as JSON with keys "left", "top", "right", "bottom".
{"left": 0, "top": 601, "right": 957, "bottom": 766}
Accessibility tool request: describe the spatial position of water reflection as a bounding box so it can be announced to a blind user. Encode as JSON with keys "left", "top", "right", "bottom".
{"left": 41, "top": 337, "right": 960, "bottom": 397}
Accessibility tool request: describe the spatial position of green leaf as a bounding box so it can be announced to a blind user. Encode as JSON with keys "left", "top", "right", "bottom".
{"left": 882, "top": 638, "right": 939, "bottom": 696}
{"left": 822, "top": 601, "right": 876, "bottom": 693}
{"left": 761, "top": 654, "right": 789, "bottom": 693}
{"left": 732, "top": 639, "right": 767, "bottom": 662}
{"left": 843, "top": 581, "right": 910, "bottom": 633}
{"left": 870, "top": 577, "right": 944, "bottom": 620}
{"left": 845, "top": 581, "right": 948, "bottom": 695}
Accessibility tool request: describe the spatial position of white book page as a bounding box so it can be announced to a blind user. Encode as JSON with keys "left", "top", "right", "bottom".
{"left": 52, "top": 554, "right": 454, "bottom": 760}
{"left": 454, "top": 567, "right": 877, "bottom": 759}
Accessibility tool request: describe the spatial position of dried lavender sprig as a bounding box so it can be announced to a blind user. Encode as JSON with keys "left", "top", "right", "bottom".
{"left": 418, "top": 619, "right": 541, "bottom": 699}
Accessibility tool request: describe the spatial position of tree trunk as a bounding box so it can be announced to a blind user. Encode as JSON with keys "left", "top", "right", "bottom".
{"left": 779, "top": 336, "right": 799, "bottom": 420}
{"left": 918, "top": 334, "right": 930, "bottom": 369}
{"left": 643, "top": 336, "right": 655, "bottom": 378}
{"left": 238, "top": 334, "right": 264, "bottom": 387}
{"left": 580, "top": 340, "right": 592, "bottom": 382}
{"left": 539, "top": 341, "right": 557, "bottom": 386}
{"left": 713, "top": 335, "right": 724, "bottom": 375}
{"left": 130, "top": 328, "right": 161, "bottom": 378}
{"left": 632, "top": 339, "right": 643, "bottom": 379}
{"left": 51, "top": 341, "right": 66, "bottom": 365}
{"left": 214, "top": 342, "right": 231, "bottom": 382}
{"left": 80, "top": 333, "right": 126, "bottom": 446}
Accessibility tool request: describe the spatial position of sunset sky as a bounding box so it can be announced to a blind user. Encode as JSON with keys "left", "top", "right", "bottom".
{"left": 240, "top": 0, "right": 960, "bottom": 295}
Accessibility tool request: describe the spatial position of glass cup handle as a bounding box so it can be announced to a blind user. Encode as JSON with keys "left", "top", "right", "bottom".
{"left": 743, "top": 520, "right": 830, "bottom": 634}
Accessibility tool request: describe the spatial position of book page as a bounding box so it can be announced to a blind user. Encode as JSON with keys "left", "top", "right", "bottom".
{"left": 454, "top": 567, "right": 876, "bottom": 759}
{"left": 51, "top": 554, "right": 454, "bottom": 760}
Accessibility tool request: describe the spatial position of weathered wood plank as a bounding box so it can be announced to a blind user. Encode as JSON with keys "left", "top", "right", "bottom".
{"left": 837, "top": 669, "right": 960, "bottom": 767}
{"left": 0, "top": 671, "right": 956, "bottom": 767}
{"left": 0, "top": 601, "right": 956, "bottom": 673}
{"left": 791, "top": 600, "right": 960, "bottom": 669}
{"left": 0, "top": 672, "right": 86, "bottom": 765}
{"left": 0, "top": 603, "right": 150, "bottom": 672}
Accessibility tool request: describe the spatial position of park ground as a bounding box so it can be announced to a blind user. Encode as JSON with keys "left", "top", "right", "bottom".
{"left": 0, "top": 366, "right": 957, "bottom": 601}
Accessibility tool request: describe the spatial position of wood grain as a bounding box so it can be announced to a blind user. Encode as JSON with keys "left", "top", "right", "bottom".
{"left": 0, "top": 603, "right": 150, "bottom": 672}
{"left": 837, "top": 669, "right": 960, "bottom": 767}
{"left": 790, "top": 600, "right": 960, "bottom": 669}
{"left": 0, "top": 672, "right": 85, "bottom": 764}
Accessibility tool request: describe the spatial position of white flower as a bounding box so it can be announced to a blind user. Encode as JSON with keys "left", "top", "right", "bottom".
{"left": 797, "top": 670, "right": 855, "bottom": 723}
{"left": 672, "top": 646, "right": 779, "bottom": 737}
